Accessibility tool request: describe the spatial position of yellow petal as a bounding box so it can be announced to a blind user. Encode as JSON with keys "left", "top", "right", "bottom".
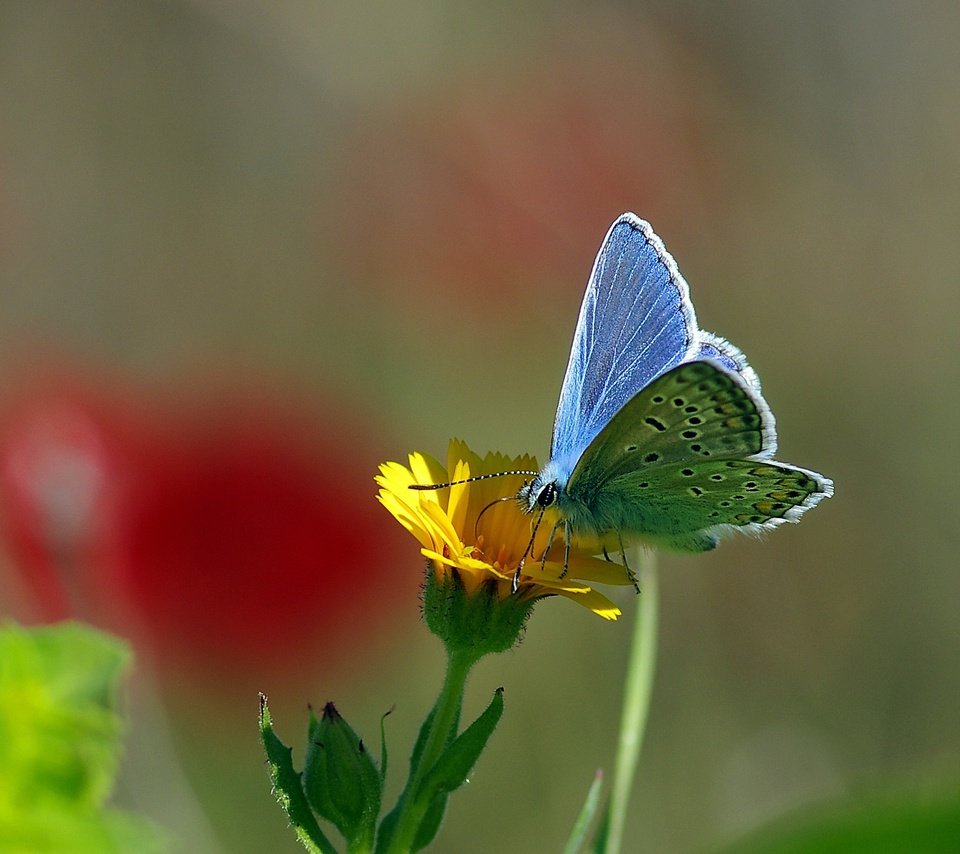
{"left": 553, "top": 587, "right": 623, "bottom": 620}
{"left": 377, "top": 493, "right": 433, "bottom": 549}
{"left": 446, "top": 459, "right": 471, "bottom": 536}
{"left": 420, "top": 498, "right": 468, "bottom": 554}
{"left": 547, "top": 556, "right": 636, "bottom": 586}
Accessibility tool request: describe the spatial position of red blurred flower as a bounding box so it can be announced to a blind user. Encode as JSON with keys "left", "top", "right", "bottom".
{"left": 326, "top": 55, "right": 721, "bottom": 303}
{"left": 0, "top": 367, "right": 406, "bottom": 684}
{"left": 0, "top": 373, "right": 140, "bottom": 623}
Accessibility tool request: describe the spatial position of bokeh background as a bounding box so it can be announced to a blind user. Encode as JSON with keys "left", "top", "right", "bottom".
{"left": 1, "top": 2, "right": 957, "bottom": 852}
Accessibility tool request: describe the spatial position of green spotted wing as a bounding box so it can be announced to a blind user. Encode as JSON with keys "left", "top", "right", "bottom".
{"left": 562, "top": 360, "right": 832, "bottom": 549}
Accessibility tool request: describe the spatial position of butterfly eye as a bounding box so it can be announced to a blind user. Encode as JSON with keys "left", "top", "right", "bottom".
{"left": 536, "top": 482, "right": 557, "bottom": 508}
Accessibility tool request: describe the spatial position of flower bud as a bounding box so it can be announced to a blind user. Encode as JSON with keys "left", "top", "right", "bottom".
{"left": 302, "top": 702, "right": 381, "bottom": 848}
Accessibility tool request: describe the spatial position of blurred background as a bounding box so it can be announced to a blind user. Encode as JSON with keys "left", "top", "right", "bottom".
{"left": 0, "top": 2, "right": 957, "bottom": 852}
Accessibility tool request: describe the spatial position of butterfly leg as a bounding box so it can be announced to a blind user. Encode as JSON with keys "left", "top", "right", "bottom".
{"left": 539, "top": 519, "right": 562, "bottom": 575}
{"left": 619, "top": 531, "right": 640, "bottom": 593}
{"left": 560, "top": 520, "right": 572, "bottom": 578}
{"left": 511, "top": 562, "right": 523, "bottom": 594}
{"left": 512, "top": 507, "right": 546, "bottom": 593}
{"left": 602, "top": 542, "right": 639, "bottom": 591}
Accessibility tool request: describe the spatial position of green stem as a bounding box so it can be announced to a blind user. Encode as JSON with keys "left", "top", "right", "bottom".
{"left": 386, "top": 647, "right": 476, "bottom": 854}
{"left": 347, "top": 839, "right": 373, "bottom": 854}
{"left": 604, "top": 550, "right": 659, "bottom": 854}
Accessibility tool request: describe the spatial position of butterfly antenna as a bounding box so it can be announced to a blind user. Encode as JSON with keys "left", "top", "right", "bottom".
{"left": 409, "top": 469, "right": 538, "bottom": 491}
{"left": 474, "top": 495, "right": 514, "bottom": 540}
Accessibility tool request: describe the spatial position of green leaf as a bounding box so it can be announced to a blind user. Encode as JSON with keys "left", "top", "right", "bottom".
{"left": 411, "top": 792, "right": 448, "bottom": 853}
{"left": 0, "top": 621, "right": 164, "bottom": 852}
{"left": 563, "top": 770, "right": 604, "bottom": 854}
{"left": 402, "top": 687, "right": 504, "bottom": 852}
{"left": 259, "top": 694, "right": 338, "bottom": 854}
{"left": 375, "top": 697, "right": 462, "bottom": 854}
{"left": 591, "top": 805, "right": 610, "bottom": 854}
{"left": 409, "top": 692, "right": 462, "bottom": 782}
{"left": 374, "top": 804, "right": 399, "bottom": 854}
{"left": 379, "top": 707, "right": 393, "bottom": 786}
{"left": 2, "top": 807, "right": 166, "bottom": 854}
{"left": 717, "top": 785, "right": 960, "bottom": 854}
{"left": 419, "top": 687, "right": 503, "bottom": 798}
{"left": 0, "top": 621, "right": 128, "bottom": 809}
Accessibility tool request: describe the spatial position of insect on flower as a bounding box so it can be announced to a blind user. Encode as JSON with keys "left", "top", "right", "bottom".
{"left": 412, "top": 214, "right": 833, "bottom": 589}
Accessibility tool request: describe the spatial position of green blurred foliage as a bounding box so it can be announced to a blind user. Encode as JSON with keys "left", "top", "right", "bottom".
{"left": 718, "top": 785, "right": 960, "bottom": 854}
{"left": 0, "top": 621, "right": 164, "bottom": 852}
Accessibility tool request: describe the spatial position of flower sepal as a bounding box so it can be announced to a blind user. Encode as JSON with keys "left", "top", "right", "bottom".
{"left": 423, "top": 563, "right": 532, "bottom": 658}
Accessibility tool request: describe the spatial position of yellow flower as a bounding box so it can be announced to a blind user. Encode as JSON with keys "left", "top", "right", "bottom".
{"left": 376, "top": 439, "right": 631, "bottom": 620}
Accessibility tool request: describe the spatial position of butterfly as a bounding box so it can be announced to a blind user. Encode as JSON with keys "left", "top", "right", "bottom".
{"left": 511, "top": 213, "right": 833, "bottom": 582}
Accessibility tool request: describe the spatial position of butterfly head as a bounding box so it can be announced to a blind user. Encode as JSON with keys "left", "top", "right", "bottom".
{"left": 517, "top": 463, "right": 567, "bottom": 514}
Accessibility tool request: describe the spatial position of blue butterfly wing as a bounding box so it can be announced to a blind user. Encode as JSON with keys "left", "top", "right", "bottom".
{"left": 691, "top": 332, "right": 775, "bottom": 454}
{"left": 694, "top": 331, "right": 762, "bottom": 393}
{"left": 550, "top": 214, "right": 700, "bottom": 478}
